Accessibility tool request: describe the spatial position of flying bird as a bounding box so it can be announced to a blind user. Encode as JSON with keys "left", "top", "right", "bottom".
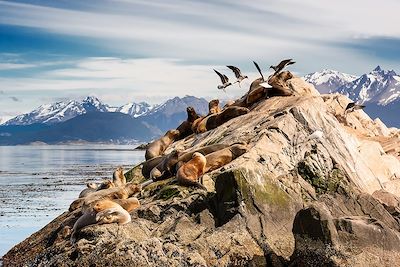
{"left": 214, "top": 69, "right": 232, "bottom": 92}
{"left": 344, "top": 102, "right": 366, "bottom": 114}
{"left": 270, "top": 59, "right": 295, "bottom": 74}
{"left": 253, "top": 61, "right": 265, "bottom": 81}
{"left": 226, "top": 65, "right": 248, "bottom": 87}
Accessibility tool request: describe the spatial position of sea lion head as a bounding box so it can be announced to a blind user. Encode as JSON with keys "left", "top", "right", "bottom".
{"left": 166, "top": 129, "right": 180, "bottom": 139}
{"left": 208, "top": 99, "right": 220, "bottom": 114}
{"left": 229, "top": 144, "right": 248, "bottom": 159}
{"left": 124, "top": 182, "right": 141, "bottom": 195}
{"left": 86, "top": 182, "right": 98, "bottom": 189}
{"left": 186, "top": 106, "right": 199, "bottom": 122}
{"left": 98, "top": 179, "right": 115, "bottom": 190}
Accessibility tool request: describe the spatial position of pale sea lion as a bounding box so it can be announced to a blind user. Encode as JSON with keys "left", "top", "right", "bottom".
{"left": 92, "top": 198, "right": 140, "bottom": 214}
{"left": 78, "top": 179, "right": 115, "bottom": 198}
{"left": 114, "top": 197, "right": 140, "bottom": 212}
{"left": 267, "top": 71, "right": 294, "bottom": 97}
{"left": 96, "top": 207, "right": 131, "bottom": 225}
{"left": 178, "top": 143, "right": 230, "bottom": 163}
{"left": 204, "top": 143, "right": 248, "bottom": 172}
{"left": 191, "top": 116, "right": 205, "bottom": 133}
{"left": 112, "top": 166, "right": 126, "bottom": 187}
{"left": 176, "top": 152, "right": 207, "bottom": 190}
{"left": 145, "top": 129, "right": 180, "bottom": 160}
{"left": 150, "top": 150, "right": 181, "bottom": 181}
{"left": 176, "top": 106, "right": 200, "bottom": 140}
{"left": 208, "top": 99, "right": 221, "bottom": 115}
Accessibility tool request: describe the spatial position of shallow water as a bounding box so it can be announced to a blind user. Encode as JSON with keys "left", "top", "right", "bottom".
{"left": 0, "top": 144, "right": 144, "bottom": 257}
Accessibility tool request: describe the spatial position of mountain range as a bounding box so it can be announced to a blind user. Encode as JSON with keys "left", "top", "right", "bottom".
{"left": 304, "top": 66, "right": 400, "bottom": 127}
{"left": 0, "top": 96, "right": 209, "bottom": 145}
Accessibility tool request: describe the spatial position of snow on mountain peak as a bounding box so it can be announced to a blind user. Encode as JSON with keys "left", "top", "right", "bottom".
{"left": 303, "top": 69, "right": 357, "bottom": 94}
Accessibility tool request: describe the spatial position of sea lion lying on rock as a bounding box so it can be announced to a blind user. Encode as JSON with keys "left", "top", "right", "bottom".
{"left": 112, "top": 166, "right": 126, "bottom": 187}
{"left": 142, "top": 156, "right": 164, "bottom": 179}
{"left": 96, "top": 207, "right": 131, "bottom": 225}
{"left": 93, "top": 198, "right": 140, "bottom": 213}
{"left": 70, "top": 210, "right": 97, "bottom": 243}
{"left": 177, "top": 143, "right": 231, "bottom": 163}
{"left": 145, "top": 129, "right": 180, "bottom": 160}
{"left": 176, "top": 106, "right": 200, "bottom": 140}
{"left": 196, "top": 106, "right": 249, "bottom": 133}
{"left": 150, "top": 149, "right": 181, "bottom": 181}
{"left": 204, "top": 143, "right": 248, "bottom": 172}
{"left": 267, "top": 71, "right": 294, "bottom": 97}
{"left": 78, "top": 179, "right": 115, "bottom": 198}
{"left": 176, "top": 152, "right": 207, "bottom": 190}
{"left": 70, "top": 183, "right": 141, "bottom": 212}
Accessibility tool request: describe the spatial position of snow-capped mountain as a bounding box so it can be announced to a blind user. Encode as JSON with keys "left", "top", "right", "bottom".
{"left": 4, "top": 96, "right": 110, "bottom": 125}
{"left": 116, "top": 102, "right": 154, "bottom": 118}
{"left": 335, "top": 66, "right": 400, "bottom": 105}
{"left": 303, "top": 69, "right": 357, "bottom": 94}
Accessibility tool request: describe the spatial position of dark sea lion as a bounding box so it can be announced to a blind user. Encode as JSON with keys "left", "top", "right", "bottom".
{"left": 150, "top": 150, "right": 181, "bottom": 181}
{"left": 113, "top": 166, "right": 126, "bottom": 187}
{"left": 145, "top": 129, "right": 180, "bottom": 160}
{"left": 208, "top": 99, "right": 221, "bottom": 115}
{"left": 142, "top": 156, "right": 164, "bottom": 178}
{"left": 176, "top": 152, "right": 207, "bottom": 190}
{"left": 267, "top": 71, "right": 294, "bottom": 97}
{"left": 176, "top": 107, "right": 200, "bottom": 140}
{"left": 70, "top": 210, "right": 97, "bottom": 243}
{"left": 196, "top": 106, "right": 249, "bottom": 133}
{"left": 204, "top": 143, "right": 248, "bottom": 172}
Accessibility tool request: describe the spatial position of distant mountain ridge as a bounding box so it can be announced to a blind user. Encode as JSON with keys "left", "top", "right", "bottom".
{"left": 303, "top": 69, "right": 357, "bottom": 94}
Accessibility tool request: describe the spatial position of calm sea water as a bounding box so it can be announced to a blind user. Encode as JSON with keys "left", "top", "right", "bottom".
{"left": 0, "top": 144, "right": 144, "bottom": 257}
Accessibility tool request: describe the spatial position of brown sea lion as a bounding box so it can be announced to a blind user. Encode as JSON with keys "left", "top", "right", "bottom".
{"left": 208, "top": 99, "right": 221, "bottom": 115}
{"left": 93, "top": 198, "right": 140, "bottom": 214}
{"left": 176, "top": 106, "right": 200, "bottom": 140}
{"left": 204, "top": 143, "right": 248, "bottom": 172}
{"left": 267, "top": 71, "right": 294, "bottom": 97}
{"left": 70, "top": 183, "right": 141, "bottom": 212}
{"left": 178, "top": 143, "right": 231, "bottom": 163}
{"left": 191, "top": 116, "right": 205, "bottom": 133}
{"left": 96, "top": 207, "right": 131, "bottom": 225}
{"left": 223, "top": 100, "right": 235, "bottom": 109}
{"left": 176, "top": 152, "right": 207, "bottom": 190}
{"left": 112, "top": 166, "right": 126, "bottom": 187}
{"left": 142, "top": 156, "right": 164, "bottom": 178}
{"left": 114, "top": 197, "right": 140, "bottom": 212}
{"left": 150, "top": 150, "right": 181, "bottom": 181}
{"left": 145, "top": 129, "right": 180, "bottom": 160}
{"left": 196, "top": 106, "right": 249, "bottom": 133}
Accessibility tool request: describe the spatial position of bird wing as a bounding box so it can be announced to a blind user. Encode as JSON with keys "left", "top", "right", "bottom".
{"left": 223, "top": 74, "right": 229, "bottom": 83}
{"left": 214, "top": 69, "right": 228, "bottom": 84}
{"left": 276, "top": 59, "right": 293, "bottom": 70}
{"left": 227, "top": 65, "right": 242, "bottom": 79}
{"left": 253, "top": 61, "right": 264, "bottom": 81}
{"left": 345, "top": 102, "right": 355, "bottom": 110}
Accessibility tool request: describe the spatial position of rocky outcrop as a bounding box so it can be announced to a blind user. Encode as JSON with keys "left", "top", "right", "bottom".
{"left": 3, "top": 77, "right": 400, "bottom": 267}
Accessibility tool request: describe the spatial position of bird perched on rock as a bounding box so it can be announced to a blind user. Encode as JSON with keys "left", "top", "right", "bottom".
{"left": 214, "top": 69, "right": 232, "bottom": 92}
{"left": 344, "top": 102, "right": 366, "bottom": 114}
{"left": 270, "top": 59, "right": 295, "bottom": 74}
{"left": 226, "top": 65, "right": 248, "bottom": 87}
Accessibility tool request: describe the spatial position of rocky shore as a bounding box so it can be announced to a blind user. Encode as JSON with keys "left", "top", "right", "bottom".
{"left": 3, "top": 77, "right": 400, "bottom": 266}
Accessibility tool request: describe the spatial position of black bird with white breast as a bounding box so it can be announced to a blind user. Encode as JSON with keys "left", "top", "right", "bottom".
{"left": 270, "top": 59, "right": 295, "bottom": 74}
{"left": 214, "top": 69, "right": 232, "bottom": 92}
{"left": 344, "top": 102, "right": 366, "bottom": 114}
{"left": 226, "top": 65, "right": 248, "bottom": 87}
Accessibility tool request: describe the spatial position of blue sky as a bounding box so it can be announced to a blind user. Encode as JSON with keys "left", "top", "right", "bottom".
{"left": 0, "top": 0, "right": 399, "bottom": 122}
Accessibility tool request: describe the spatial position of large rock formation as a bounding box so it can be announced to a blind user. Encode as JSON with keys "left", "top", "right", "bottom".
{"left": 3, "top": 77, "right": 400, "bottom": 267}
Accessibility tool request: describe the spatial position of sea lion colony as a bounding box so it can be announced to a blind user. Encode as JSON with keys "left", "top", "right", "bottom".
{"left": 67, "top": 59, "right": 344, "bottom": 243}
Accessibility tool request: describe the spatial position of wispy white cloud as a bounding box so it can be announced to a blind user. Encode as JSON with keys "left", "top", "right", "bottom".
{"left": 0, "top": 63, "right": 37, "bottom": 70}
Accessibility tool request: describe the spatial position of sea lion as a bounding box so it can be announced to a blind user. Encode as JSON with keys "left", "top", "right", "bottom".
{"left": 191, "top": 116, "right": 205, "bottom": 133}
{"left": 267, "top": 71, "right": 294, "bottom": 97}
{"left": 112, "top": 166, "right": 126, "bottom": 187}
{"left": 142, "top": 156, "right": 164, "bottom": 178}
{"left": 70, "top": 183, "right": 141, "bottom": 212}
{"left": 176, "top": 152, "right": 207, "bottom": 190}
{"left": 176, "top": 107, "right": 200, "bottom": 140}
{"left": 196, "top": 106, "right": 249, "bottom": 133}
{"left": 92, "top": 198, "right": 140, "bottom": 213}
{"left": 70, "top": 210, "right": 97, "bottom": 243}
{"left": 178, "top": 143, "right": 231, "bottom": 163}
{"left": 204, "top": 143, "right": 248, "bottom": 172}
{"left": 114, "top": 197, "right": 141, "bottom": 212}
{"left": 208, "top": 99, "right": 221, "bottom": 115}
{"left": 223, "top": 100, "right": 235, "bottom": 109}
{"left": 78, "top": 179, "right": 115, "bottom": 198}
{"left": 150, "top": 150, "right": 181, "bottom": 181}
{"left": 145, "top": 129, "right": 180, "bottom": 160}
{"left": 96, "top": 207, "right": 131, "bottom": 225}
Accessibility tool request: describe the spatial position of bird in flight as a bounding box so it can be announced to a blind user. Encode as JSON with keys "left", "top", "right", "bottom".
{"left": 270, "top": 59, "right": 295, "bottom": 74}
{"left": 253, "top": 61, "right": 265, "bottom": 82}
{"left": 344, "top": 102, "right": 366, "bottom": 114}
{"left": 214, "top": 69, "right": 232, "bottom": 92}
{"left": 226, "top": 65, "right": 248, "bottom": 87}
